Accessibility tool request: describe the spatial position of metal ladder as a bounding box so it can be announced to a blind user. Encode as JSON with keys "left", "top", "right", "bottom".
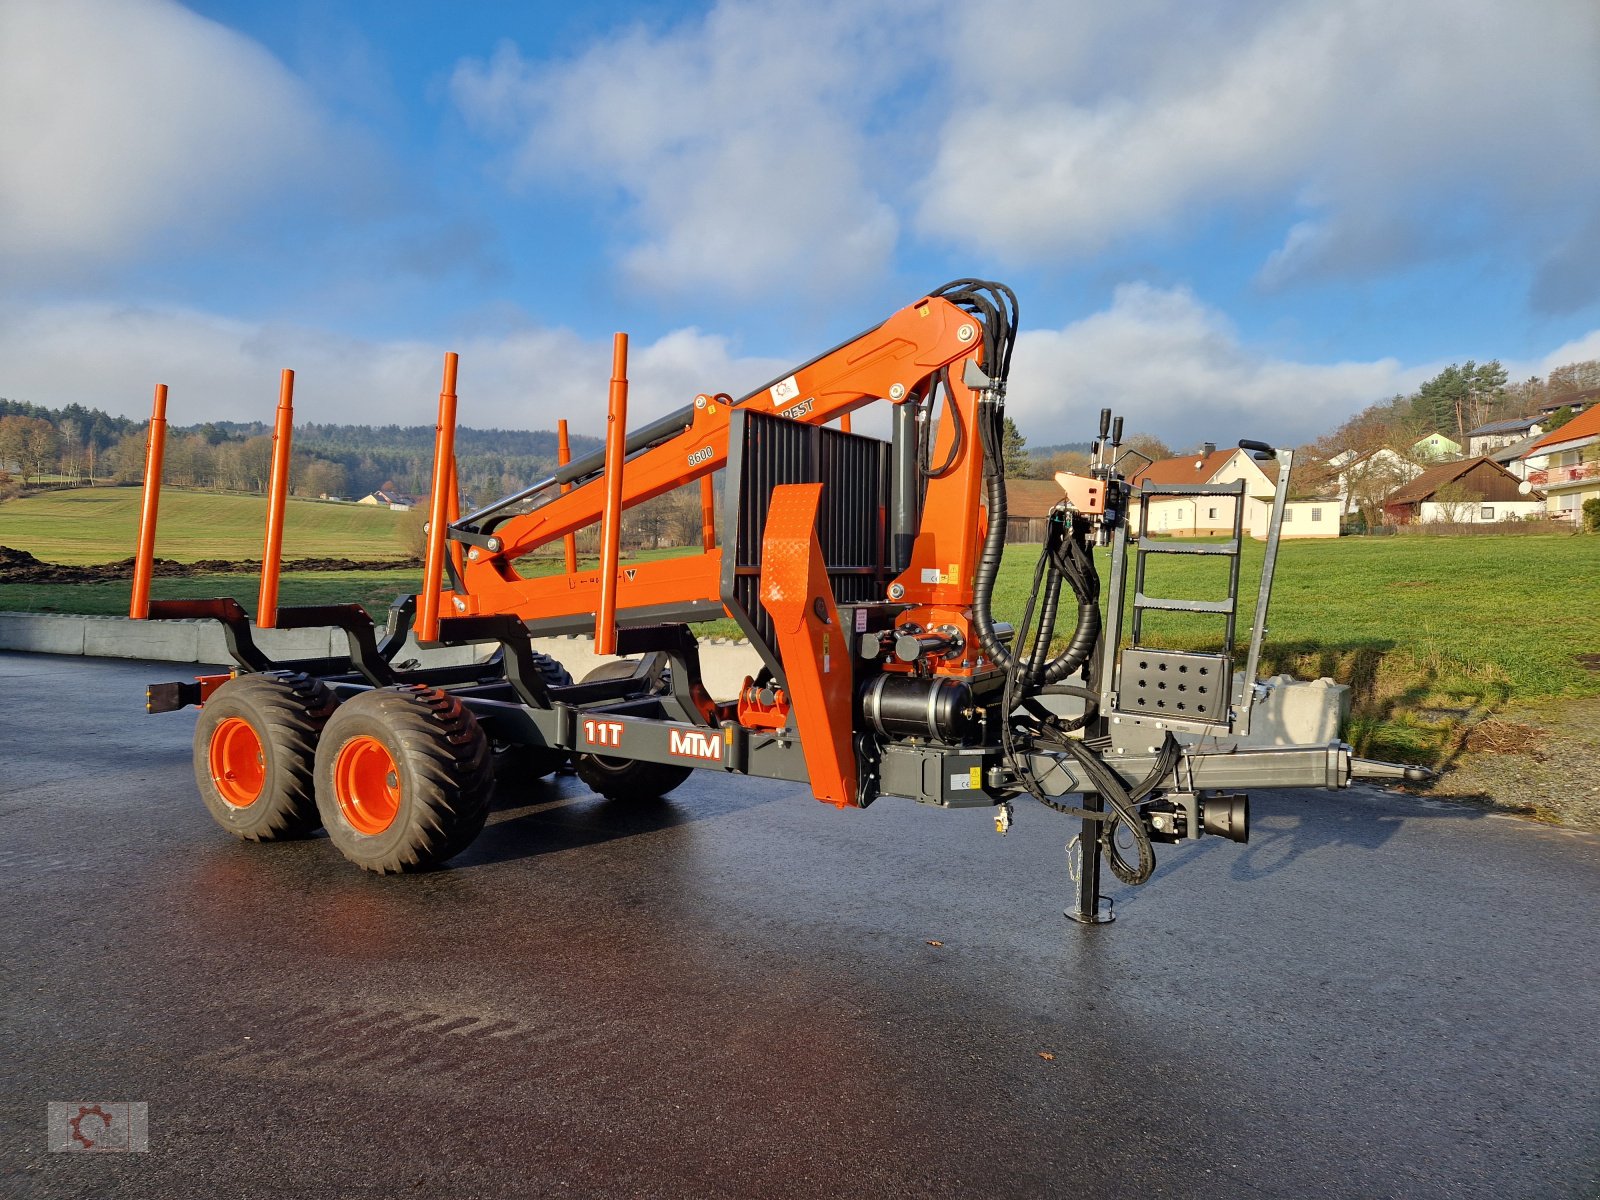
{"left": 1116, "top": 481, "right": 1250, "bottom": 726}
{"left": 1129, "top": 480, "right": 1248, "bottom": 652}
{"left": 1106, "top": 446, "right": 1293, "bottom": 734}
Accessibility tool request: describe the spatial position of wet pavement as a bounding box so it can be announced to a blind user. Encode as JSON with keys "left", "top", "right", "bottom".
{"left": 2, "top": 651, "right": 1597, "bottom": 1199}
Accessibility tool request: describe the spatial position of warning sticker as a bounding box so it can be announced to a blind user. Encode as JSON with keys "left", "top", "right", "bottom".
{"left": 949, "top": 773, "right": 974, "bottom": 791}
{"left": 920, "top": 567, "right": 944, "bottom": 585}
{"left": 769, "top": 375, "right": 801, "bottom": 408}
{"left": 855, "top": 608, "right": 868, "bottom": 632}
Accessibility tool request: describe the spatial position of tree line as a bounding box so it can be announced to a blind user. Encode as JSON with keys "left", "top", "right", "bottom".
{"left": 0, "top": 399, "right": 602, "bottom": 506}
{"left": 1311, "top": 356, "right": 1595, "bottom": 463}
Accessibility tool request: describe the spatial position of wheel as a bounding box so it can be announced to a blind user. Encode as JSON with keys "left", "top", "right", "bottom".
{"left": 574, "top": 753, "right": 693, "bottom": 801}
{"left": 193, "top": 672, "right": 334, "bottom": 841}
{"left": 491, "top": 651, "right": 574, "bottom": 791}
{"left": 313, "top": 685, "right": 493, "bottom": 873}
{"left": 573, "top": 659, "right": 693, "bottom": 801}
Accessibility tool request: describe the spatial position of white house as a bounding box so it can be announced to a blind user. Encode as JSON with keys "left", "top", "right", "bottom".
{"left": 1127, "top": 446, "right": 1312, "bottom": 539}
{"left": 1276, "top": 500, "right": 1340, "bottom": 538}
{"left": 1464, "top": 415, "right": 1545, "bottom": 457}
{"left": 358, "top": 489, "right": 417, "bottom": 511}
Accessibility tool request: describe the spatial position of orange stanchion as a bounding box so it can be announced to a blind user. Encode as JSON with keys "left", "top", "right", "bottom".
{"left": 417, "top": 353, "right": 460, "bottom": 644}
{"left": 840, "top": 413, "right": 852, "bottom": 434}
{"left": 700, "top": 474, "right": 716, "bottom": 550}
{"left": 557, "top": 419, "right": 578, "bottom": 574}
{"left": 129, "top": 384, "right": 170, "bottom": 620}
{"left": 594, "top": 334, "right": 629, "bottom": 655}
{"left": 257, "top": 369, "right": 295, "bottom": 628}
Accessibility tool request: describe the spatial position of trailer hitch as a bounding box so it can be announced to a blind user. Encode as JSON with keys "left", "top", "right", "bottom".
{"left": 1350, "top": 758, "right": 1438, "bottom": 784}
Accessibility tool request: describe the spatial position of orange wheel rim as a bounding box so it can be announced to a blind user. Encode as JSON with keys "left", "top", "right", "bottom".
{"left": 210, "top": 717, "right": 266, "bottom": 808}
{"left": 334, "top": 735, "right": 401, "bottom": 835}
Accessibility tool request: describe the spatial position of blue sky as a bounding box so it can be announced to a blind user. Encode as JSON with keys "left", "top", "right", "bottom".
{"left": 3, "top": 0, "right": 1599, "bottom": 449}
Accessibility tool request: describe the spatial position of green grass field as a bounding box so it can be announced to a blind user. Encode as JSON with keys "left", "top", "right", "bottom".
{"left": 0, "top": 486, "right": 414, "bottom": 563}
{"left": 2, "top": 488, "right": 1595, "bottom": 764}
{"left": 1049, "top": 534, "right": 1600, "bottom": 761}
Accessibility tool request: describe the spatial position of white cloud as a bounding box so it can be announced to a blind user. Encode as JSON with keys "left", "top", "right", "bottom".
{"left": 915, "top": 0, "right": 1600, "bottom": 296}
{"left": 1518, "top": 330, "right": 1600, "bottom": 381}
{"left": 0, "top": 0, "right": 347, "bottom": 277}
{"left": 1008, "top": 284, "right": 1420, "bottom": 449}
{"left": 449, "top": 1, "right": 910, "bottom": 297}
{"left": 445, "top": 0, "right": 1600, "bottom": 309}
{"left": 0, "top": 302, "right": 790, "bottom": 437}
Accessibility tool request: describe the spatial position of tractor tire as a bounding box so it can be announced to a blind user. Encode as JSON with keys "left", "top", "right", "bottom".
{"left": 491, "top": 651, "right": 575, "bottom": 793}
{"left": 193, "top": 671, "right": 335, "bottom": 842}
{"left": 573, "top": 659, "right": 693, "bottom": 801}
{"left": 313, "top": 685, "right": 493, "bottom": 873}
{"left": 574, "top": 753, "right": 693, "bottom": 801}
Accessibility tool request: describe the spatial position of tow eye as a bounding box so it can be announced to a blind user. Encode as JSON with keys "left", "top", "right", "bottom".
{"left": 1351, "top": 759, "right": 1438, "bottom": 784}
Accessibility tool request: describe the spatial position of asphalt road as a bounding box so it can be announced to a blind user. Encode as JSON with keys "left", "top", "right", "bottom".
{"left": 2, "top": 651, "right": 1597, "bottom": 1200}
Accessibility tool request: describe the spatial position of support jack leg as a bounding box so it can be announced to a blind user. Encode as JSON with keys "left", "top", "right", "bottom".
{"left": 1066, "top": 792, "right": 1115, "bottom": 925}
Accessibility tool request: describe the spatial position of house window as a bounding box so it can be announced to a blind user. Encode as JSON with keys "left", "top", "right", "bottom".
{"left": 1311, "top": 508, "right": 1322, "bottom": 522}
{"left": 1283, "top": 509, "right": 1293, "bottom": 522}
{"left": 1480, "top": 505, "right": 1494, "bottom": 520}
{"left": 1207, "top": 507, "right": 1217, "bottom": 519}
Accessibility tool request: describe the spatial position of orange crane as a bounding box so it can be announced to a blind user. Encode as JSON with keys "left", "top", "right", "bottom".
{"left": 134, "top": 281, "right": 1424, "bottom": 923}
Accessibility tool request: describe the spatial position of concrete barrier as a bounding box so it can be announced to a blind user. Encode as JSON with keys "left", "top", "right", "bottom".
{"left": 0, "top": 612, "right": 764, "bottom": 700}
{"left": 0, "top": 613, "right": 87, "bottom": 656}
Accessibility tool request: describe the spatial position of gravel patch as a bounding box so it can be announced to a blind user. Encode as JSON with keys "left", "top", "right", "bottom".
{"left": 1424, "top": 695, "right": 1600, "bottom": 832}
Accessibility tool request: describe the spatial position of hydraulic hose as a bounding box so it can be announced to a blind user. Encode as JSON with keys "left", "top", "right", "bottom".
{"left": 932, "top": 276, "right": 1099, "bottom": 693}
{"left": 930, "top": 278, "right": 1170, "bottom": 889}
{"left": 971, "top": 401, "right": 1018, "bottom": 671}
{"left": 970, "top": 401, "right": 1100, "bottom": 689}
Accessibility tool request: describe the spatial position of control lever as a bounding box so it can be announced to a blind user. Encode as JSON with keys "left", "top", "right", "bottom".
{"left": 1238, "top": 438, "right": 1277, "bottom": 461}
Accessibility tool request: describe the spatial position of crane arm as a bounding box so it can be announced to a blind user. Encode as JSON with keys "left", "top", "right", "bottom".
{"left": 448, "top": 293, "right": 994, "bottom": 625}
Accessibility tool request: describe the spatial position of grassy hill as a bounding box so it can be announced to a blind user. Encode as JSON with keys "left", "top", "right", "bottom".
{"left": 0, "top": 487, "right": 414, "bottom": 564}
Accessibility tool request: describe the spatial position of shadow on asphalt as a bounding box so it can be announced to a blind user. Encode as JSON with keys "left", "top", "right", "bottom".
{"left": 1106, "top": 789, "right": 1495, "bottom": 915}
{"left": 452, "top": 772, "right": 773, "bottom": 869}
{"left": 1228, "top": 790, "right": 1487, "bottom": 884}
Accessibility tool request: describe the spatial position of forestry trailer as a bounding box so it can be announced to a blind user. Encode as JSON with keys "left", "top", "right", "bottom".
{"left": 133, "top": 280, "right": 1424, "bottom": 923}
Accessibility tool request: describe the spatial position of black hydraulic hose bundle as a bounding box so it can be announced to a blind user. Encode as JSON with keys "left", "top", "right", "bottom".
{"left": 929, "top": 278, "right": 1172, "bottom": 884}
{"left": 928, "top": 278, "right": 1098, "bottom": 690}
{"left": 920, "top": 368, "right": 963, "bottom": 482}
{"left": 992, "top": 508, "right": 1166, "bottom": 886}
